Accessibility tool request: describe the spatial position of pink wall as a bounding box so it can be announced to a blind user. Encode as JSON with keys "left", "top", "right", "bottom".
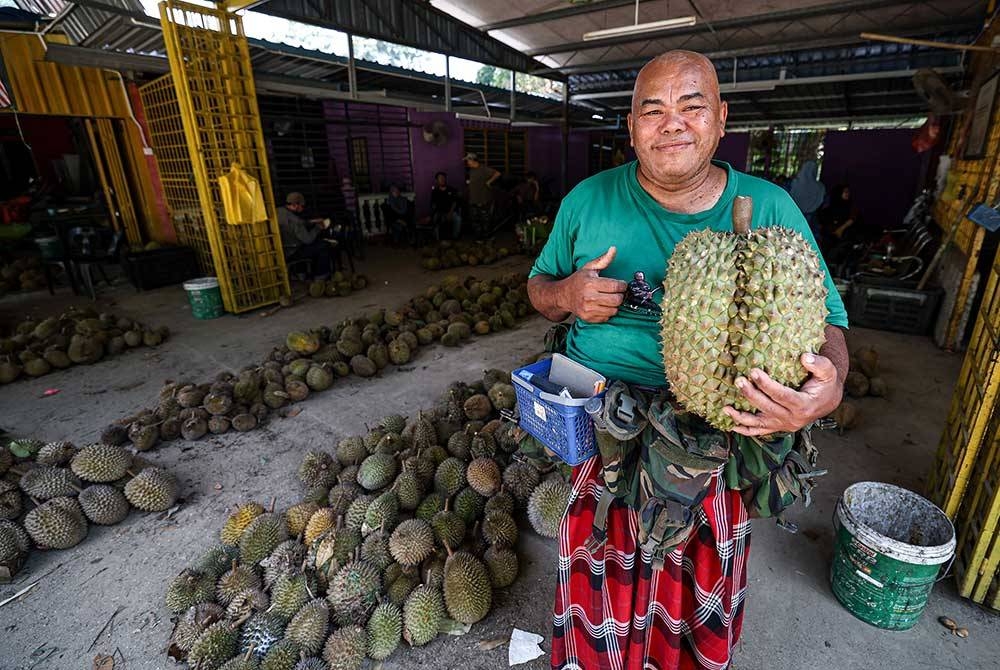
{"left": 821, "top": 129, "right": 927, "bottom": 229}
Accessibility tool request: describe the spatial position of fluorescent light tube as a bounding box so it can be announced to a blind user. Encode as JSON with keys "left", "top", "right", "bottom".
{"left": 582, "top": 16, "right": 696, "bottom": 41}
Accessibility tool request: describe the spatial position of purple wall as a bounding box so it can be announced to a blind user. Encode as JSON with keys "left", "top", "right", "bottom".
{"left": 715, "top": 132, "right": 749, "bottom": 171}
{"left": 821, "top": 129, "right": 924, "bottom": 229}
{"left": 526, "top": 126, "right": 562, "bottom": 195}
{"left": 324, "top": 101, "right": 413, "bottom": 195}
{"left": 409, "top": 111, "right": 466, "bottom": 219}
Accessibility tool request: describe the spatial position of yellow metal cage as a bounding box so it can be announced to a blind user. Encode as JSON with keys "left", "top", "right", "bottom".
{"left": 928, "top": 120, "right": 1000, "bottom": 606}
{"left": 148, "top": 0, "right": 289, "bottom": 312}
{"left": 138, "top": 73, "right": 214, "bottom": 275}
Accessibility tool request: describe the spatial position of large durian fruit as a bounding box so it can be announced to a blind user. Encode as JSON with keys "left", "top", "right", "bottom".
{"left": 660, "top": 196, "right": 829, "bottom": 430}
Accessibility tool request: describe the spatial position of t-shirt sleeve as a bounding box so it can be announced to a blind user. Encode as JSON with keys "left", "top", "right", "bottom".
{"left": 529, "top": 196, "right": 577, "bottom": 279}
{"left": 764, "top": 187, "right": 849, "bottom": 329}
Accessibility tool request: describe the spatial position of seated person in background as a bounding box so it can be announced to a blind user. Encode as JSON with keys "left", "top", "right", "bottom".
{"left": 819, "top": 185, "right": 862, "bottom": 242}
{"left": 430, "top": 171, "right": 461, "bottom": 239}
{"left": 383, "top": 184, "right": 413, "bottom": 246}
{"left": 513, "top": 171, "right": 541, "bottom": 217}
{"left": 818, "top": 184, "right": 862, "bottom": 267}
{"left": 278, "top": 192, "right": 331, "bottom": 279}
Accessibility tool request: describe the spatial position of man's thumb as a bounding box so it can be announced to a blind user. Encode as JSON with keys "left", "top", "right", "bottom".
{"left": 801, "top": 352, "right": 835, "bottom": 380}
{"left": 584, "top": 246, "right": 617, "bottom": 271}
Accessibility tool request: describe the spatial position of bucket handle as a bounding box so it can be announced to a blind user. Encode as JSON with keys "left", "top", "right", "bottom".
{"left": 832, "top": 499, "right": 956, "bottom": 584}
{"left": 935, "top": 553, "right": 956, "bottom": 584}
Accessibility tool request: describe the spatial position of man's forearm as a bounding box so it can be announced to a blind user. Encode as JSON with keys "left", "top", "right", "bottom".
{"left": 820, "top": 324, "right": 849, "bottom": 385}
{"left": 527, "top": 274, "right": 571, "bottom": 323}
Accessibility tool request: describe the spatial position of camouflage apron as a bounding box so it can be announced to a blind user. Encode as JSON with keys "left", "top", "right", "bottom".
{"left": 518, "top": 373, "right": 825, "bottom": 569}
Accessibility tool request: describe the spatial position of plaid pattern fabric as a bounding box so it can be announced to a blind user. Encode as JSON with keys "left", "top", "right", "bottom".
{"left": 552, "top": 457, "right": 750, "bottom": 670}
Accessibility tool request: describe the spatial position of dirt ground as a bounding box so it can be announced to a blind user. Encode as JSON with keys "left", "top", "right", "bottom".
{"left": 1, "top": 247, "right": 998, "bottom": 670}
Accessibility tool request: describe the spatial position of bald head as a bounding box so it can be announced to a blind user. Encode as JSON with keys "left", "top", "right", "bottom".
{"left": 632, "top": 50, "right": 721, "bottom": 114}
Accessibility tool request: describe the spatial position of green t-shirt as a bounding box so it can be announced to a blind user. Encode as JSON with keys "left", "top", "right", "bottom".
{"left": 530, "top": 160, "right": 849, "bottom": 387}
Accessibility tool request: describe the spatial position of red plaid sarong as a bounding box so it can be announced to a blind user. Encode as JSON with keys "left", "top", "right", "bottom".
{"left": 551, "top": 456, "right": 750, "bottom": 670}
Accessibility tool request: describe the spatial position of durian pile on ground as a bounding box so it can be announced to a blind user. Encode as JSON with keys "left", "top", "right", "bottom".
{"left": 0, "top": 307, "right": 170, "bottom": 385}
{"left": 419, "top": 241, "right": 514, "bottom": 271}
{"left": 827, "top": 346, "right": 889, "bottom": 434}
{"left": 164, "top": 371, "right": 572, "bottom": 670}
{"left": 0, "top": 436, "right": 180, "bottom": 581}
{"left": 106, "top": 274, "right": 535, "bottom": 451}
{"left": 0, "top": 256, "right": 46, "bottom": 294}
{"left": 305, "top": 272, "right": 370, "bottom": 300}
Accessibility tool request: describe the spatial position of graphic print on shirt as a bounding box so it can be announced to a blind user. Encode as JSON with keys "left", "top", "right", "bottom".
{"left": 622, "top": 270, "right": 662, "bottom": 317}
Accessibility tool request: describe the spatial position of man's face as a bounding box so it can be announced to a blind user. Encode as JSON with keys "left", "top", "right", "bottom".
{"left": 288, "top": 202, "right": 303, "bottom": 213}
{"left": 635, "top": 272, "right": 645, "bottom": 281}
{"left": 436, "top": 175, "right": 447, "bottom": 187}
{"left": 627, "top": 55, "right": 727, "bottom": 184}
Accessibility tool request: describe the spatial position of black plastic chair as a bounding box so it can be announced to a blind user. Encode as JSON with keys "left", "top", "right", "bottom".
{"left": 67, "top": 227, "right": 123, "bottom": 299}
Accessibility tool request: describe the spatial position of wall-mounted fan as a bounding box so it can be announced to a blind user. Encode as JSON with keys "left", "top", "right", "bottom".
{"left": 912, "top": 69, "right": 968, "bottom": 115}
{"left": 422, "top": 121, "right": 450, "bottom": 147}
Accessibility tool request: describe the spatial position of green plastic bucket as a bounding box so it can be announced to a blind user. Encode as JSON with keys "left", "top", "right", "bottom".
{"left": 183, "top": 277, "right": 224, "bottom": 320}
{"left": 831, "top": 482, "right": 955, "bottom": 631}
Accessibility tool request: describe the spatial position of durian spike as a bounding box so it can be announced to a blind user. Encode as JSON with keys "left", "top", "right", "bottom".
{"left": 732, "top": 196, "right": 753, "bottom": 234}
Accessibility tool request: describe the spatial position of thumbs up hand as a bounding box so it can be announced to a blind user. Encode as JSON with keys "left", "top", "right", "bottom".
{"left": 562, "top": 246, "right": 628, "bottom": 323}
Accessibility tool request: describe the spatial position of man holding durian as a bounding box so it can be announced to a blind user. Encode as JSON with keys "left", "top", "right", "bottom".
{"left": 526, "top": 50, "right": 848, "bottom": 670}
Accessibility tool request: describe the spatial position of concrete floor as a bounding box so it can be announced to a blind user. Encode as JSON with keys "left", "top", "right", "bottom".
{"left": 0, "top": 247, "right": 998, "bottom": 670}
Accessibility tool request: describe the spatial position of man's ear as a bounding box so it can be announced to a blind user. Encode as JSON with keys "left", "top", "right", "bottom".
{"left": 718, "top": 100, "right": 728, "bottom": 138}
{"left": 627, "top": 113, "right": 634, "bottom": 147}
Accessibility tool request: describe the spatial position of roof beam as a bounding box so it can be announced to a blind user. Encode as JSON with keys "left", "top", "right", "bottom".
{"left": 44, "top": 41, "right": 169, "bottom": 73}
{"left": 480, "top": 0, "right": 658, "bottom": 32}
{"left": 221, "top": 0, "right": 272, "bottom": 11}
{"left": 570, "top": 66, "right": 964, "bottom": 100}
{"left": 541, "top": 21, "right": 978, "bottom": 76}
{"left": 525, "top": 0, "right": 934, "bottom": 56}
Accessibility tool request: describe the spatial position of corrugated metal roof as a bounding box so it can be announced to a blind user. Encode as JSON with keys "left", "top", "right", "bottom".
{"left": 16, "top": 0, "right": 147, "bottom": 46}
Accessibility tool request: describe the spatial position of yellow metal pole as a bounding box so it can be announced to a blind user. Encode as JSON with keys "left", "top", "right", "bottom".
{"left": 84, "top": 119, "right": 122, "bottom": 233}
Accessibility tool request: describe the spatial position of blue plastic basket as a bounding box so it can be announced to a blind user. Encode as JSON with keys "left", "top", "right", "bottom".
{"left": 511, "top": 355, "right": 605, "bottom": 466}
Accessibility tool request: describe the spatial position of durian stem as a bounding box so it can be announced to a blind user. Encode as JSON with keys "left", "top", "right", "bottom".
{"left": 732, "top": 196, "right": 753, "bottom": 234}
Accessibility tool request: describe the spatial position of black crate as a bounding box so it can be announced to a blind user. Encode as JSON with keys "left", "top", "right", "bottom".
{"left": 847, "top": 278, "right": 944, "bottom": 335}
{"left": 122, "top": 246, "right": 199, "bottom": 291}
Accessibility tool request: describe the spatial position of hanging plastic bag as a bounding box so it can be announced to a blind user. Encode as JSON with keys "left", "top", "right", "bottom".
{"left": 218, "top": 163, "right": 267, "bottom": 224}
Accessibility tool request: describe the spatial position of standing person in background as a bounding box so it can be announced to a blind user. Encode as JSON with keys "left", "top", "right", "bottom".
{"left": 788, "top": 160, "right": 826, "bottom": 239}
{"left": 465, "top": 152, "right": 500, "bottom": 235}
{"left": 513, "top": 171, "right": 541, "bottom": 217}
